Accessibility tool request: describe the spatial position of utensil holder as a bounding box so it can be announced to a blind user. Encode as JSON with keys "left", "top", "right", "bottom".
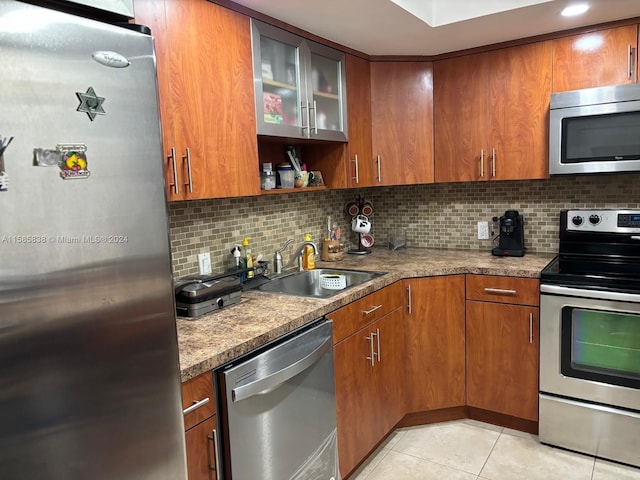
{"left": 321, "top": 239, "right": 344, "bottom": 261}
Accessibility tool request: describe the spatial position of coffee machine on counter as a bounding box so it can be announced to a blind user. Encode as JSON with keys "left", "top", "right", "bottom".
{"left": 492, "top": 210, "right": 526, "bottom": 257}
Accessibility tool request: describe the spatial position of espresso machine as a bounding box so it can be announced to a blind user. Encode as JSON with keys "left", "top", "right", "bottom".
{"left": 492, "top": 210, "right": 526, "bottom": 257}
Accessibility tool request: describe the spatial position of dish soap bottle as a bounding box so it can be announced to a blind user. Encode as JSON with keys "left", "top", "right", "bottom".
{"left": 242, "top": 237, "right": 254, "bottom": 279}
{"left": 302, "top": 233, "right": 315, "bottom": 270}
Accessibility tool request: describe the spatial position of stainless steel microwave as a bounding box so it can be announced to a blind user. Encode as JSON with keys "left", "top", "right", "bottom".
{"left": 549, "top": 83, "right": 640, "bottom": 175}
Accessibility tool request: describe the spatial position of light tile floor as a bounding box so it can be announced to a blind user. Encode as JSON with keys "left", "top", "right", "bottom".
{"left": 349, "top": 419, "right": 640, "bottom": 480}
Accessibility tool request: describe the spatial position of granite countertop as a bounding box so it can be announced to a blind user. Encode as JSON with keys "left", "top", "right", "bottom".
{"left": 176, "top": 247, "right": 556, "bottom": 381}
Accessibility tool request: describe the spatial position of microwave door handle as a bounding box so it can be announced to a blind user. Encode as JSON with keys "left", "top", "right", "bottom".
{"left": 231, "top": 335, "right": 331, "bottom": 402}
{"left": 631, "top": 236, "right": 640, "bottom": 241}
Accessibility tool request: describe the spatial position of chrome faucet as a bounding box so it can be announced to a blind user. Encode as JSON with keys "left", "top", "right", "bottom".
{"left": 274, "top": 239, "right": 294, "bottom": 274}
{"left": 283, "top": 240, "right": 319, "bottom": 272}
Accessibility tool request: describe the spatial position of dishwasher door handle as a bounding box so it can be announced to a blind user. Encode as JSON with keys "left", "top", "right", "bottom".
{"left": 231, "top": 334, "right": 332, "bottom": 402}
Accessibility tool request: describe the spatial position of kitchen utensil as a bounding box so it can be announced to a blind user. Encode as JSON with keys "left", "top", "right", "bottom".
{"left": 351, "top": 214, "right": 371, "bottom": 234}
{"left": 360, "top": 233, "right": 374, "bottom": 248}
{"left": 321, "top": 239, "right": 344, "bottom": 261}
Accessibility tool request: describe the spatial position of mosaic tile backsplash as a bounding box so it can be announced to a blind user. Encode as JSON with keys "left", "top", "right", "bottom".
{"left": 168, "top": 174, "right": 639, "bottom": 278}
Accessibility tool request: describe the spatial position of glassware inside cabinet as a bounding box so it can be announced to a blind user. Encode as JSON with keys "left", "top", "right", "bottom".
{"left": 310, "top": 52, "right": 343, "bottom": 132}
{"left": 260, "top": 36, "right": 301, "bottom": 127}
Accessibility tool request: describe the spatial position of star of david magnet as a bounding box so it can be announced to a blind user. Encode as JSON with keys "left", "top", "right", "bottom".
{"left": 76, "top": 87, "right": 105, "bottom": 121}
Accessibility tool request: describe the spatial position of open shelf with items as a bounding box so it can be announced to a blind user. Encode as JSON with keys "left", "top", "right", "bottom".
{"left": 257, "top": 138, "right": 347, "bottom": 194}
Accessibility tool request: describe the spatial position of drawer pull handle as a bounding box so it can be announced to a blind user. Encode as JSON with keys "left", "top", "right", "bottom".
{"left": 183, "top": 396, "right": 210, "bottom": 415}
{"left": 484, "top": 288, "right": 517, "bottom": 295}
{"left": 363, "top": 304, "right": 382, "bottom": 315}
{"left": 529, "top": 312, "right": 533, "bottom": 344}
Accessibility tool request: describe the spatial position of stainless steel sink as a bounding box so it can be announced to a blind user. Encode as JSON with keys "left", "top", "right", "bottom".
{"left": 254, "top": 268, "right": 385, "bottom": 299}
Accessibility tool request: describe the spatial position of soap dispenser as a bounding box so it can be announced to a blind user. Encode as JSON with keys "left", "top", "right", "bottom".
{"left": 242, "top": 237, "right": 254, "bottom": 279}
{"left": 302, "top": 233, "right": 315, "bottom": 270}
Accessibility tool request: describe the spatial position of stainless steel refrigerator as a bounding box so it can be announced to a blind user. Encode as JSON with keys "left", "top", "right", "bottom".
{"left": 0, "top": 1, "right": 187, "bottom": 478}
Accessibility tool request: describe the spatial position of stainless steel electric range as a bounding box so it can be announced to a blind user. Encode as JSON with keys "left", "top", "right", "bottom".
{"left": 539, "top": 209, "right": 640, "bottom": 468}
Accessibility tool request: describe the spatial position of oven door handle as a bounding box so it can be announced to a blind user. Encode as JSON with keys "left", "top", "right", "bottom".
{"left": 231, "top": 335, "right": 332, "bottom": 402}
{"left": 541, "top": 284, "right": 640, "bottom": 303}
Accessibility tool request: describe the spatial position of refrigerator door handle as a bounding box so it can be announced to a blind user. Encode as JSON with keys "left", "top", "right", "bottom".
{"left": 231, "top": 334, "right": 331, "bottom": 402}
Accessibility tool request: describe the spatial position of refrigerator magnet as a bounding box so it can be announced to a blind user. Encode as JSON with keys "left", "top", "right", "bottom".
{"left": 76, "top": 86, "right": 105, "bottom": 121}
{"left": 0, "top": 135, "right": 12, "bottom": 192}
{"left": 57, "top": 144, "right": 90, "bottom": 180}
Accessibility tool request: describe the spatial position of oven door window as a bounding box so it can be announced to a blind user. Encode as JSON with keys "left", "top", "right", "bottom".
{"left": 561, "top": 307, "right": 640, "bottom": 389}
{"left": 562, "top": 111, "right": 640, "bottom": 164}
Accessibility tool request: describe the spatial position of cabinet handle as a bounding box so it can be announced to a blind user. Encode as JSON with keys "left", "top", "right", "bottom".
{"left": 301, "top": 101, "right": 311, "bottom": 138}
{"left": 352, "top": 154, "right": 360, "bottom": 184}
{"left": 375, "top": 328, "right": 381, "bottom": 363}
{"left": 182, "top": 148, "right": 193, "bottom": 193}
{"left": 529, "top": 312, "right": 533, "bottom": 344}
{"left": 491, "top": 148, "right": 496, "bottom": 177}
{"left": 363, "top": 304, "right": 382, "bottom": 315}
{"left": 207, "top": 428, "right": 222, "bottom": 474}
{"left": 407, "top": 284, "right": 412, "bottom": 314}
{"left": 484, "top": 287, "right": 517, "bottom": 295}
{"left": 376, "top": 155, "right": 382, "bottom": 182}
{"left": 628, "top": 45, "right": 637, "bottom": 80}
{"left": 366, "top": 332, "right": 376, "bottom": 366}
{"left": 480, "top": 149, "right": 485, "bottom": 178}
{"left": 168, "top": 147, "right": 179, "bottom": 194}
{"left": 183, "top": 396, "right": 210, "bottom": 415}
{"left": 311, "top": 100, "right": 318, "bottom": 135}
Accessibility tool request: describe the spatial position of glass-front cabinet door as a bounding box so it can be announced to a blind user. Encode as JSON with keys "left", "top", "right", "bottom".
{"left": 251, "top": 20, "right": 347, "bottom": 142}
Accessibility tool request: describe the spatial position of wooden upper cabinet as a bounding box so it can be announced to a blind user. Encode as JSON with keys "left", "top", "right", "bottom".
{"left": 135, "top": 0, "right": 260, "bottom": 200}
{"left": 489, "top": 40, "right": 552, "bottom": 181}
{"left": 371, "top": 61, "right": 434, "bottom": 186}
{"left": 434, "top": 53, "right": 490, "bottom": 182}
{"left": 552, "top": 25, "right": 639, "bottom": 93}
{"left": 346, "top": 55, "right": 374, "bottom": 188}
{"left": 434, "top": 41, "right": 551, "bottom": 182}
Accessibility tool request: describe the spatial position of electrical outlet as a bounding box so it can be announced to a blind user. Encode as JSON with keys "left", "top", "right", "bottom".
{"left": 197, "top": 252, "right": 212, "bottom": 275}
{"left": 477, "top": 221, "right": 490, "bottom": 240}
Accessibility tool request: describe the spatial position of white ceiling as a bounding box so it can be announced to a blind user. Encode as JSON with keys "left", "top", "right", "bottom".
{"left": 231, "top": 0, "right": 640, "bottom": 56}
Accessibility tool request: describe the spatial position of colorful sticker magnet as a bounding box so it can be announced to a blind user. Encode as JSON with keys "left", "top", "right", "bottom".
{"left": 57, "top": 144, "right": 90, "bottom": 180}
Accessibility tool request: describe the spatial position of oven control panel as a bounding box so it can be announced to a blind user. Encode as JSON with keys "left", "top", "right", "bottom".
{"left": 565, "top": 209, "right": 640, "bottom": 233}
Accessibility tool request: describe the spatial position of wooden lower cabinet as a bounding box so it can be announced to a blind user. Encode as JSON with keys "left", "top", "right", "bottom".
{"left": 404, "top": 276, "right": 466, "bottom": 412}
{"left": 182, "top": 373, "right": 218, "bottom": 480}
{"left": 466, "top": 300, "right": 539, "bottom": 422}
{"left": 185, "top": 416, "right": 218, "bottom": 480}
{"left": 333, "top": 307, "right": 404, "bottom": 478}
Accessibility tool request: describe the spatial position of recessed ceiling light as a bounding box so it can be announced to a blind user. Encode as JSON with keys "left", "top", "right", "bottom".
{"left": 561, "top": 3, "right": 590, "bottom": 17}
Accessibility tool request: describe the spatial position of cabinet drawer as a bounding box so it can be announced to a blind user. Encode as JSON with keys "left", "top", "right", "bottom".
{"left": 182, "top": 373, "right": 216, "bottom": 431}
{"left": 329, "top": 281, "right": 404, "bottom": 344}
{"left": 466, "top": 274, "right": 539, "bottom": 306}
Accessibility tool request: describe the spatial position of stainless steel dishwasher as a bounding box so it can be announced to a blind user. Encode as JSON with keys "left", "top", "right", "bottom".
{"left": 217, "top": 318, "right": 339, "bottom": 480}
